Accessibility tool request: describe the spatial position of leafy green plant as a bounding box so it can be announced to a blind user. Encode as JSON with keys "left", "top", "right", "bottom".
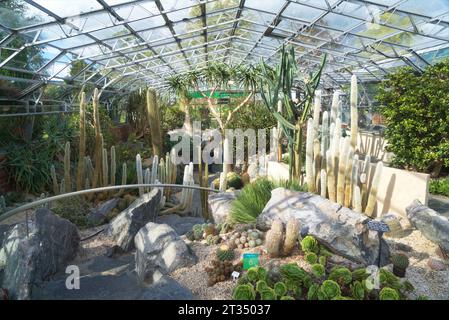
{"left": 300, "top": 236, "right": 319, "bottom": 253}
{"left": 273, "top": 282, "right": 287, "bottom": 297}
{"left": 351, "top": 281, "right": 365, "bottom": 300}
{"left": 311, "top": 264, "right": 325, "bottom": 278}
{"left": 305, "top": 252, "right": 318, "bottom": 264}
{"left": 260, "top": 287, "right": 277, "bottom": 300}
{"left": 232, "top": 284, "right": 256, "bottom": 300}
{"left": 376, "top": 59, "right": 449, "bottom": 177}
{"left": 429, "top": 177, "right": 449, "bottom": 197}
{"left": 328, "top": 267, "right": 352, "bottom": 286}
{"left": 318, "top": 280, "right": 341, "bottom": 300}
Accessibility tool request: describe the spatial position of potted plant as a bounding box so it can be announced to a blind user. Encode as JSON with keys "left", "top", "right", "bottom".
{"left": 391, "top": 253, "right": 409, "bottom": 277}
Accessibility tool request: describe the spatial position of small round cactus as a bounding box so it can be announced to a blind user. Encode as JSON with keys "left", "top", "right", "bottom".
{"left": 391, "top": 253, "right": 409, "bottom": 269}
{"left": 216, "top": 245, "right": 235, "bottom": 261}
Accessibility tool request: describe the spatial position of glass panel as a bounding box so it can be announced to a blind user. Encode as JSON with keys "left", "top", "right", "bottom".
{"left": 397, "top": 0, "right": 449, "bottom": 18}
{"left": 245, "top": 0, "right": 286, "bottom": 13}
{"left": 0, "top": 0, "right": 54, "bottom": 28}
{"left": 283, "top": 2, "right": 324, "bottom": 22}
{"left": 34, "top": 0, "right": 103, "bottom": 18}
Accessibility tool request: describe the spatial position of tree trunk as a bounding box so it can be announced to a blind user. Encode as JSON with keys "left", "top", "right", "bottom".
{"left": 430, "top": 160, "right": 443, "bottom": 178}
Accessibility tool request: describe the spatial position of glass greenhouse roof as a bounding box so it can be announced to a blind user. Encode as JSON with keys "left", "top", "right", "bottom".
{"left": 1, "top": 0, "right": 448, "bottom": 101}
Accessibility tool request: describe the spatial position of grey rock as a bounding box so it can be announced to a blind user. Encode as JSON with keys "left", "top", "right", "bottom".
{"left": 427, "top": 257, "right": 447, "bottom": 271}
{"left": 87, "top": 198, "right": 119, "bottom": 225}
{"left": 31, "top": 254, "right": 194, "bottom": 300}
{"left": 0, "top": 208, "right": 79, "bottom": 299}
{"left": 0, "top": 224, "right": 10, "bottom": 246}
{"left": 257, "top": 188, "right": 390, "bottom": 266}
{"left": 154, "top": 214, "right": 204, "bottom": 235}
{"left": 134, "top": 222, "right": 197, "bottom": 285}
{"left": 207, "top": 190, "right": 240, "bottom": 224}
{"left": 406, "top": 199, "right": 449, "bottom": 253}
{"left": 107, "top": 189, "right": 161, "bottom": 252}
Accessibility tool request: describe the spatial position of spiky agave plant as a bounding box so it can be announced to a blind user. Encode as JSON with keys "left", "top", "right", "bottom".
{"left": 259, "top": 45, "right": 326, "bottom": 182}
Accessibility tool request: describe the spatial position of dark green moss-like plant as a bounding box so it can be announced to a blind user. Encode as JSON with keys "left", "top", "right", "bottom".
{"left": 376, "top": 59, "right": 449, "bottom": 177}
{"left": 379, "top": 287, "right": 400, "bottom": 300}
{"left": 300, "top": 235, "right": 319, "bottom": 253}
{"left": 232, "top": 284, "right": 256, "bottom": 300}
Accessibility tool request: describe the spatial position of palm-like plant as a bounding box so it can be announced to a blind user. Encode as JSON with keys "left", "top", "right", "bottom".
{"left": 259, "top": 45, "right": 326, "bottom": 181}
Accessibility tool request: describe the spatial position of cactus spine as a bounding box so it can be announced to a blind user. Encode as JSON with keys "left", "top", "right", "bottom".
{"left": 64, "top": 141, "right": 71, "bottom": 192}
{"left": 92, "top": 88, "right": 103, "bottom": 188}
{"left": 350, "top": 75, "right": 358, "bottom": 150}
{"left": 365, "top": 161, "right": 383, "bottom": 217}
{"left": 146, "top": 88, "right": 163, "bottom": 157}
{"left": 50, "top": 164, "right": 59, "bottom": 195}
{"left": 76, "top": 91, "right": 86, "bottom": 191}
{"left": 306, "top": 118, "right": 315, "bottom": 192}
{"left": 136, "top": 154, "right": 144, "bottom": 196}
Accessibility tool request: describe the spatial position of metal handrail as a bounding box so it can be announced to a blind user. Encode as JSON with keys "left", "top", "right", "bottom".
{"left": 0, "top": 184, "right": 218, "bottom": 223}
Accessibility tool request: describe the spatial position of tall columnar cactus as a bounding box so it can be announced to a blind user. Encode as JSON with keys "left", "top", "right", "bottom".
{"left": 364, "top": 161, "right": 383, "bottom": 217}
{"left": 351, "top": 154, "right": 359, "bottom": 207}
{"left": 350, "top": 75, "right": 358, "bottom": 150}
{"left": 60, "top": 178, "right": 65, "bottom": 194}
{"left": 144, "top": 168, "right": 150, "bottom": 193}
{"left": 102, "top": 148, "right": 108, "bottom": 187}
{"left": 136, "top": 154, "right": 144, "bottom": 196}
{"left": 266, "top": 220, "right": 284, "bottom": 258}
{"left": 110, "top": 146, "right": 116, "bottom": 186}
{"left": 361, "top": 155, "right": 371, "bottom": 208}
{"left": 330, "top": 90, "right": 340, "bottom": 126}
{"left": 306, "top": 118, "right": 315, "bottom": 192}
{"left": 50, "top": 164, "right": 59, "bottom": 195}
{"left": 320, "top": 169, "right": 327, "bottom": 198}
{"left": 117, "top": 162, "right": 127, "bottom": 196}
{"left": 92, "top": 88, "right": 103, "bottom": 188}
{"left": 76, "top": 91, "right": 86, "bottom": 191}
{"left": 283, "top": 218, "right": 300, "bottom": 256}
{"left": 219, "top": 171, "right": 227, "bottom": 192}
{"left": 146, "top": 88, "right": 163, "bottom": 157}
{"left": 326, "top": 149, "right": 336, "bottom": 202}
{"left": 336, "top": 136, "right": 350, "bottom": 205}
{"left": 320, "top": 111, "right": 329, "bottom": 162}
{"left": 150, "top": 155, "right": 158, "bottom": 185}
{"left": 343, "top": 147, "right": 354, "bottom": 207}
{"left": 353, "top": 185, "right": 362, "bottom": 213}
{"left": 64, "top": 141, "right": 71, "bottom": 192}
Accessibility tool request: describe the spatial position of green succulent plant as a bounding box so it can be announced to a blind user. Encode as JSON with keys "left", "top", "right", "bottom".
{"left": 379, "top": 269, "right": 402, "bottom": 291}
{"left": 318, "top": 255, "right": 327, "bottom": 266}
{"left": 185, "top": 230, "right": 195, "bottom": 241}
{"left": 300, "top": 235, "right": 319, "bottom": 253}
{"left": 318, "top": 280, "right": 341, "bottom": 300}
{"left": 305, "top": 252, "right": 318, "bottom": 264}
{"left": 379, "top": 287, "right": 400, "bottom": 300}
{"left": 256, "top": 266, "right": 268, "bottom": 282}
{"left": 233, "top": 284, "right": 256, "bottom": 300}
{"left": 352, "top": 268, "right": 369, "bottom": 281}
{"left": 280, "top": 263, "right": 310, "bottom": 285}
{"left": 417, "top": 295, "right": 429, "bottom": 300}
{"left": 311, "top": 263, "right": 325, "bottom": 278}
{"left": 192, "top": 224, "right": 204, "bottom": 240}
{"left": 274, "top": 282, "right": 287, "bottom": 297}
{"left": 260, "top": 287, "right": 277, "bottom": 300}
{"left": 391, "top": 253, "right": 409, "bottom": 269}
{"left": 332, "top": 296, "right": 352, "bottom": 300}
{"left": 328, "top": 267, "right": 352, "bottom": 285}
{"left": 216, "top": 245, "right": 235, "bottom": 261}
{"left": 351, "top": 281, "right": 365, "bottom": 300}
{"left": 307, "top": 283, "right": 319, "bottom": 300}
{"left": 280, "top": 296, "right": 295, "bottom": 300}
{"left": 256, "top": 280, "right": 268, "bottom": 292}
{"left": 247, "top": 267, "right": 259, "bottom": 282}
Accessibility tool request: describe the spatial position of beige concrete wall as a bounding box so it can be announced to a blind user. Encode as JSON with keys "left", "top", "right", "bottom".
{"left": 263, "top": 160, "right": 429, "bottom": 219}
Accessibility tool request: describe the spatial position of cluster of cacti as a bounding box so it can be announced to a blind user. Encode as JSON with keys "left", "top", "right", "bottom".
{"left": 265, "top": 219, "right": 301, "bottom": 258}
{"left": 227, "top": 228, "right": 264, "bottom": 250}
{"left": 160, "top": 162, "right": 194, "bottom": 215}
{"left": 304, "top": 75, "right": 383, "bottom": 217}
{"left": 186, "top": 223, "right": 220, "bottom": 244}
{"left": 205, "top": 258, "right": 242, "bottom": 287}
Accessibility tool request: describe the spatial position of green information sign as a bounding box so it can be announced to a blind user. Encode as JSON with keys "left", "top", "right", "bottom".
{"left": 243, "top": 253, "right": 260, "bottom": 270}
{"left": 187, "top": 90, "right": 247, "bottom": 99}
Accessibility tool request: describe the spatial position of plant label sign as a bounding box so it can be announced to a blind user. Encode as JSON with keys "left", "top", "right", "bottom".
{"left": 243, "top": 253, "right": 259, "bottom": 270}
{"left": 367, "top": 220, "right": 390, "bottom": 233}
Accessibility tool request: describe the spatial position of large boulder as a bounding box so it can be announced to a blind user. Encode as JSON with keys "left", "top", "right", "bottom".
{"left": 134, "top": 222, "right": 197, "bottom": 285}
{"left": 154, "top": 214, "right": 204, "bottom": 236}
{"left": 87, "top": 198, "right": 119, "bottom": 225}
{"left": 207, "top": 190, "right": 239, "bottom": 224}
{"left": 257, "top": 188, "right": 389, "bottom": 266}
{"left": 0, "top": 208, "right": 79, "bottom": 299}
{"left": 107, "top": 189, "right": 161, "bottom": 252}
{"left": 406, "top": 199, "right": 449, "bottom": 253}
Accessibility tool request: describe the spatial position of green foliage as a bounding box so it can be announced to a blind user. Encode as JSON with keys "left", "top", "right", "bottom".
{"left": 256, "top": 280, "right": 268, "bottom": 292}
{"left": 351, "top": 281, "right": 365, "bottom": 300}
{"left": 229, "top": 178, "right": 274, "bottom": 224}
{"left": 192, "top": 224, "right": 204, "bottom": 240}
{"left": 376, "top": 60, "right": 449, "bottom": 175}
{"left": 379, "top": 269, "right": 402, "bottom": 291}
{"left": 273, "top": 282, "right": 287, "bottom": 297}
{"left": 318, "top": 280, "right": 341, "bottom": 300}
{"left": 307, "top": 283, "right": 319, "bottom": 300}
{"left": 300, "top": 236, "right": 319, "bottom": 254}
{"left": 429, "top": 177, "right": 449, "bottom": 197}
{"left": 318, "top": 256, "right": 327, "bottom": 266}
{"left": 280, "top": 296, "right": 295, "bottom": 300}
{"left": 273, "top": 179, "right": 308, "bottom": 192}
{"left": 305, "top": 252, "right": 318, "bottom": 264}
{"left": 352, "top": 268, "right": 369, "bottom": 281}
{"left": 232, "top": 284, "right": 256, "bottom": 300}
{"left": 247, "top": 267, "right": 258, "bottom": 282}
{"left": 280, "top": 263, "right": 310, "bottom": 285}
{"left": 391, "top": 253, "right": 410, "bottom": 269}
{"left": 417, "top": 295, "right": 429, "bottom": 300}
{"left": 51, "top": 195, "right": 92, "bottom": 228}
{"left": 328, "top": 267, "right": 352, "bottom": 286}
{"left": 379, "top": 287, "right": 400, "bottom": 300}
{"left": 311, "top": 264, "right": 325, "bottom": 278}
{"left": 226, "top": 172, "right": 243, "bottom": 189}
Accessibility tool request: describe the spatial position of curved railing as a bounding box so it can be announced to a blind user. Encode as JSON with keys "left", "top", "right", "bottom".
{"left": 0, "top": 184, "right": 218, "bottom": 223}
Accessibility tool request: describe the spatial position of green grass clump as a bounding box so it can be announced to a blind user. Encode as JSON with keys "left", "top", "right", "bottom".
{"left": 429, "top": 177, "right": 449, "bottom": 197}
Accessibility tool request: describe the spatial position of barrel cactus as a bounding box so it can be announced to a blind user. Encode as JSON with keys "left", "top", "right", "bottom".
{"left": 216, "top": 245, "right": 235, "bottom": 261}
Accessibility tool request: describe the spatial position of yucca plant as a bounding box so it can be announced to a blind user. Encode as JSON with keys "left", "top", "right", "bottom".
{"left": 259, "top": 45, "right": 326, "bottom": 182}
